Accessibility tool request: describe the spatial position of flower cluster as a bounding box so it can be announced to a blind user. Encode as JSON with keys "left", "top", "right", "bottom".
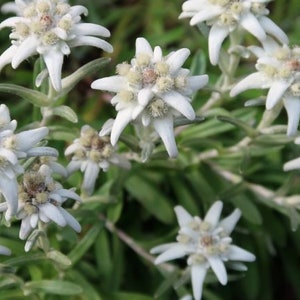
{"left": 65, "top": 124, "right": 130, "bottom": 195}
{"left": 231, "top": 38, "right": 300, "bottom": 135}
{"left": 0, "top": 164, "right": 81, "bottom": 245}
{"left": 151, "top": 201, "right": 255, "bottom": 300}
{"left": 179, "top": 0, "right": 288, "bottom": 65}
{"left": 0, "top": 104, "right": 57, "bottom": 220}
{"left": 91, "top": 37, "right": 208, "bottom": 158}
{"left": 0, "top": 0, "right": 113, "bottom": 91}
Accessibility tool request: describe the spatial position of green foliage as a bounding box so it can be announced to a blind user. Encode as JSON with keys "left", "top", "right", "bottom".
{"left": 1, "top": 0, "right": 300, "bottom": 300}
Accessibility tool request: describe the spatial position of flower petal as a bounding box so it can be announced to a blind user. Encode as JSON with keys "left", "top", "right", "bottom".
{"left": 0, "top": 175, "right": 18, "bottom": 220}
{"left": 69, "top": 36, "right": 113, "bottom": 53}
{"left": 11, "top": 36, "right": 38, "bottom": 69}
{"left": 190, "top": 7, "right": 222, "bottom": 26}
{"left": 152, "top": 116, "right": 178, "bottom": 158}
{"left": 91, "top": 76, "right": 126, "bottom": 92}
{"left": 219, "top": 208, "right": 241, "bottom": 234}
{"left": 150, "top": 242, "right": 178, "bottom": 254}
{"left": 207, "top": 256, "right": 227, "bottom": 285}
{"left": 259, "top": 16, "right": 289, "bottom": 44}
{"left": 154, "top": 243, "right": 187, "bottom": 264}
{"left": 191, "top": 264, "right": 207, "bottom": 300}
{"left": 204, "top": 201, "right": 223, "bottom": 227}
{"left": 57, "top": 207, "right": 81, "bottom": 232}
{"left": 187, "top": 75, "right": 209, "bottom": 92}
{"left": 174, "top": 205, "right": 193, "bottom": 227}
{"left": 230, "top": 72, "right": 268, "bottom": 97}
{"left": 161, "top": 91, "right": 195, "bottom": 120}
{"left": 39, "top": 203, "right": 67, "bottom": 227}
{"left": 111, "top": 108, "right": 133, "bottom": 145}
{"left": 284, "top": 157, "right": 300, "bottom": 171}
{"left": 0, "top": 45, "right": 17, "bottom": 71}
{"left": 135, "top": 37, "right": 153, "bottom": 56}
{"left": 82, "top": 161, "right": 100, "bottom": 195}
{"left": 227, "top": 245, "right": 256, "bottom": 262}
{"left": 240, "top": 12, "right": 266, "bottom": 41}
{"left": 266, "top": 80, "right": 291, "bottom": 110}
{"left": 16, "top": 127, "right": 48, "bottom": 152}
{"left": 43, "top": 50, "right": 64, "bottom": 91}
{"left": 73, "top": 23, "right": 111, "bottom": 37}
{"left": 166, "top": 48, "right": 190, "bottom": 74}
{"left": 208, "top": 24, "right": 229, "bottom": 65}
{"left": 283, "top": 96, "right": 300, "bottom": 136}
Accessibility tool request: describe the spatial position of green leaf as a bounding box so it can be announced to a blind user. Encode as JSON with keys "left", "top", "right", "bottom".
{"left": 51, "top": 105, "right": 78, "bottom": 123}
{"left": 231, "top": 196, "right": 263, "bottom": 225}
{"left": 190, "top": 49, "right": 207, "bottom": 76}
{"left": 0, "top": 84, "right": 50, "bottom": 107}
{"left": 23, "top": 280, "right": 82, "bottom": 296}
{"left": 217, "top": 115, "right": 257, "bottom": 136}
{"left": 125, "top": 175, "right": 174, "bottom": 224}
{"left": 95, "top": 229, "right": 113, "bottom": 281}
{"left": 46, "top": 249, "right": 72, "bottom": 268}
{"left": 61, "top": 57, "right": 110, "bottom": 96}
{"left": 67, "top": 270, "right": 102, "bottom": 300}
{"left": 101, "top": 292, "right": 153, "bottom": 300}
{"left": 68, "top": 224, "right": 104, "bottom": 265}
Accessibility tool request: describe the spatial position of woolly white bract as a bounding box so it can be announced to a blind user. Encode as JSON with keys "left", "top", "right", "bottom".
{"left": 179, "top": 0, "right": 288, "bottom": 65}
{"left": 231, "top": 38, "right": 300, "bottom": 136}
{"left": 0, "top": 104, "right": 57, "bottom": 220}
{"left": 91, "top": 37, "right": 208, "bottom": 158}
{"left": 0, "top": 0, "right": 113, "bottom": 91}
{"left": 151, "top": 201, "right": 255, "bottom": 300}
{"left": 65, "top": 124, "right": 130, "bottom": 195}
{"left": 0, "top": 164, "right": 81, "bottom": 250}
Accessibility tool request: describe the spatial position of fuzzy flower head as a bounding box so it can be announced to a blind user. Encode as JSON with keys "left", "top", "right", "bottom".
{"left": 151, "top": 201, "right": 255, "bottom": 300}
{"left": 91, "top": 37, "right": 208, "bottom": 157}
{"left": 0, "top": 104, "right": 57, "bottom": 220}
{"left": 7, "top": 164, "right": 82, "bottom": 243}
{"left": 65, "top": 125, "right": 130, "bottom": 196}
{"left": 231, "top": 38, "right": 300, "bottom": 135}
{"left": 0, "top": 0, "right": 113, "bottom": 91}
{"left": 179, "top": 0, "right": 288, "bottom": 65}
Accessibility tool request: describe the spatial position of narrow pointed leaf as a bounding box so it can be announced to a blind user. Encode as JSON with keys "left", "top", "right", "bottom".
{"left": 0, "top": 84, "right": 50, "bottom": 107}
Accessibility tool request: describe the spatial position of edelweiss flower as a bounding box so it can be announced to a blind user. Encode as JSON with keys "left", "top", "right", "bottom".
{"left": 0, "top": 244, "right": 11, "bottom": 255}
{"left": 91, "top": 37, "right": 208, "bottom": 157}
{"left": 231, "top": 38, "right": 300, "bottom": 135}
{"left": 0, "top": 104, "right": 57, "bottom": 220}
{"left": 0, "top": 0, "right": 113, "bottom": 91}
{"left": 179, "top": 0, "right": 288, "bottom": 65}
{"left": 65, "top": 125, "right": 131, "bottom": 195}
{"left": 0, "top": 164, "right": 81, "bottom": 242}
{"left": 151, "top": 201, "right": 255, "bottom": 300}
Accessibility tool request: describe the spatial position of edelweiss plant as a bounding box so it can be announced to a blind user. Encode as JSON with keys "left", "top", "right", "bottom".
{"left": 91, "top": 37, "right": 208, "bottom": 158}
{"left": 1, "top": 0, "right": 300, "bottom": 299}
{"left": 0, "top": 0, "right": 112, "bottom": 91}
{"left": 179, "top": 0, "right": 288, "bottom": 65}
{"left": 0, "top": 104, "right": 56, "bottom": 220}
{"left": 65, "top": 124, "right": 130, "bottom": 195}
{"left": 151, "top": 201, "right": 255, "bottom": 300}
{"left": 231, "top": 37, "right": 300, "bottom": 136}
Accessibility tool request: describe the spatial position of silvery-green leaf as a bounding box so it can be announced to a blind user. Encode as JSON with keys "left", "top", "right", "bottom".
{"left": 52, "top": 105, "right": 78, "bottom": 123}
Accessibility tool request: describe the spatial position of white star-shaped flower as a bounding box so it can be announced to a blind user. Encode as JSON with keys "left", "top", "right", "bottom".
{"left": 0, "top": 0, "right": 113, "bottom": 91}
{"left": 179, "top": 0, "right": 288, "bottom": 65}
{"left": 0, "top": 164, "right": 82, "bottom": 244}
{"left": 231, "top": 38, "right": 300, "bottom": 135}
{"left": 91, "top": 37, "right": 208, "bottom": 158}
{"left": 0, "top": 104, "right": 57, "bottom": 220}
{"left": 65, "top": 124, "right": 130, "bottom": 195}
{"left": 151, "top": 201, "right": 255, "bottom": 300}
